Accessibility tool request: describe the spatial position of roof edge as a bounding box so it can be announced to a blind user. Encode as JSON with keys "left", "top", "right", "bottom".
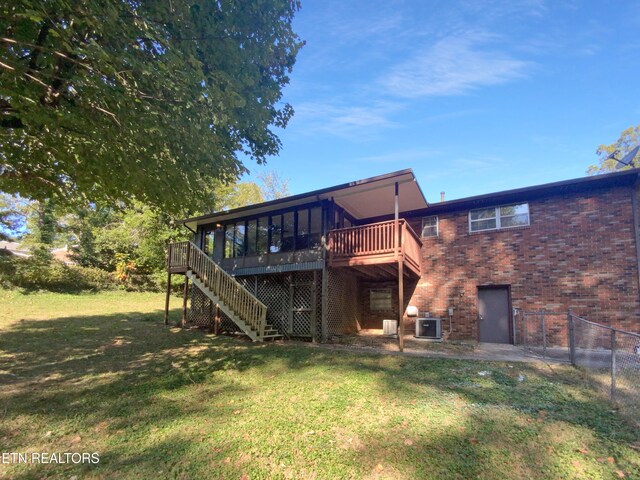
{"left": 179, "top": 168, "right": 417, "bottom": 225}
{"left": 362, "top": 168, "right": 640, "bottom": 222}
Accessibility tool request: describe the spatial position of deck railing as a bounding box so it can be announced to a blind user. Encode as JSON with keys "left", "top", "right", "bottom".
{"left": 328, "top": 219, "right": 422, "bottom": 273}
{"left": 167, "top": 241, "right": 267, "bottom": 336}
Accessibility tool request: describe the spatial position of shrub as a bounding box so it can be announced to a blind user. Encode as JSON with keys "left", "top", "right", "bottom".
{"left": 0, "top": 255, "right": 118, "bottom": 292}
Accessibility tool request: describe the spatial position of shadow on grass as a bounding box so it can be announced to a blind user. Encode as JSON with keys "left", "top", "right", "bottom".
{"left": 0, "top": 309, "right": 638, "bottom": 479}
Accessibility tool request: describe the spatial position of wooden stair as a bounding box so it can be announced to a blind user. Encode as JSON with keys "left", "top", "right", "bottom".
{"left": 168, "top": 241, "right": 282, "bottom": 342}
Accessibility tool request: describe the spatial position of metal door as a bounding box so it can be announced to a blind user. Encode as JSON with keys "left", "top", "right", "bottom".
{"left": 477, "top": 287, "right": 511, "bottom": 344}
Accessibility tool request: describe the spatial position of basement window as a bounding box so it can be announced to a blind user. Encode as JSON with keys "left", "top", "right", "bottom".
{"left": 469, "top": 203, "right": 529, "bottom": 232}
{"left": 370, "top": 288, "right": 392, "bottom": 311}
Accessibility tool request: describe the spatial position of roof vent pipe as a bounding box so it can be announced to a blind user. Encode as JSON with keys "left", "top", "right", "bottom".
{"left": 440, "top": 191, "right": 445, "bottom": 202}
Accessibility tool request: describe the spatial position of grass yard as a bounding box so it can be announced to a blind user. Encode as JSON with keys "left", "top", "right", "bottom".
{"left": 0, "top": 290, "right": 639, "bottom": 479}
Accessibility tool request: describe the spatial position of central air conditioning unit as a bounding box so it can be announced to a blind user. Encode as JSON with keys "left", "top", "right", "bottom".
{"left": 415, "top": 318, "right": 442, "bottom": 339}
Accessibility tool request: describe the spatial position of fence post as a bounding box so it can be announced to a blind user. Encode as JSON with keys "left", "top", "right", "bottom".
{"left": 567, "top": 309, "right": 575, "bottom": 365}
{"left": 610, "top": 329, "right": 617, "bottom": 403}
{"left": 523, "top": 313, "right": 528, "bottom": 349}
{"left": 541, "top": 309, "right": 547, "bottom": 358}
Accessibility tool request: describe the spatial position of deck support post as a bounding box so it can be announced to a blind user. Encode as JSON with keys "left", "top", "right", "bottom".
{"left": 164, "top": 272, "right": 172, "bottom": 326}
{"left": 214, "top": 304, "right": 220, "bottom": 334}
{"left": 398, "top": 260, "right": 404, "bottom": 352}
{"left": 181, "top": 274, "right": 189, "bottom": 328}
{"left": 321, "top": 263, "right": 328, "bottom": 342}
{"left": 394, "top": 182, "right": 399, "bottom": 259}
{"left": 394, "top": 181, "right": 405, "bottom": 352}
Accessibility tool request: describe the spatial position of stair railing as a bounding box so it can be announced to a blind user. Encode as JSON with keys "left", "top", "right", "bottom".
{"left": 168, "top": 241, "right": 267, "bottom": 337}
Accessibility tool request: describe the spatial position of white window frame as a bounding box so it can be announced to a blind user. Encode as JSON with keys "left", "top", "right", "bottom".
{"left": 468, "top": 203, "right": 530, "bottom": 233}
{"left": 421, "top": 215, "right": 439, "bottom": 238}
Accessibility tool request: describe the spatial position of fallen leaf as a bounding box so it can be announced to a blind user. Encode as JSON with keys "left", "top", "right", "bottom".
{"left": 375, "top": 464, "right": 384, "bottom": 472}
{"left": 572, "top": 460, "right": 581, "bottom": 469}
{"left": 469, "top": 438, "right": 479, "bottom": 444}
{"left": 224, "top": 457, "right": 231, "bottom": 464}
{"left": 71, "top": 435, "right": 82, "bottom": 444}
{"left": 404, "top": 439, "right": 413, "bottom": 446}
{"left": 608, "top": 457, "right": 616, "bottom": 464}
{"left": 233, "top": 410, "right": 241, "bottom": 414}
{"left": 578, "top": 448, "right": 588, "bottom": 454}
{"left": 616, "top": 471, "right": 625, "bottom": 478}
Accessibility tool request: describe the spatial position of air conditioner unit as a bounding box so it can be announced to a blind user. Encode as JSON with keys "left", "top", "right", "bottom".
{"left": 415, "top": 318, "right": 442, "bottom": 339}
{"left": 382, "top": 319, "right": 397, "bottom": 336}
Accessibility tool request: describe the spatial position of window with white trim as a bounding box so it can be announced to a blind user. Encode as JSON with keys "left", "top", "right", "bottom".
{"left": 469, "top": 203, "right": 529, "bottom": 232}
{"left": 421, "top": 216, "right": 438, "bottom": 237}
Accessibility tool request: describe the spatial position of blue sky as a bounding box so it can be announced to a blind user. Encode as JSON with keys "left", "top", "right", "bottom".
{"left": 248, "top": 0, "right": 640, "bottom": 203}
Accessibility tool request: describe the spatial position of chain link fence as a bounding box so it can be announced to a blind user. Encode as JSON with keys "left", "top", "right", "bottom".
{"left": 514, "top": 310, "right": 570, "bottom": 361}
{"left": 514, "top": 308, "right": 640, "bottom": 418}
{"left": 569, "top": 312, "right": 640, "bottom": 419}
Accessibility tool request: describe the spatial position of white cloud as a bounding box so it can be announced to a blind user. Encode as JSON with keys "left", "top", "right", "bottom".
{"left": 380, "top": 33, "right": 530, "bottom": 98}
{"left": 354, "top": 148, "right": 441, "bottom": 164}
{"left": 291, "top": 101, "right": 401, "bottom": 139}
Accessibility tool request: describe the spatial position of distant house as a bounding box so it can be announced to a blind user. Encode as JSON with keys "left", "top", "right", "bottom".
{"left": 0, "top": 241, "right": 31, "bottom": 258}
{"left": 167, "top": 169, "right": 640, "bottom": 346}
{"left": 50, "top": 246, "right": 76, "bottom": 265}
{"left": 0, "top": 242, "right": 76, "bottom": 265}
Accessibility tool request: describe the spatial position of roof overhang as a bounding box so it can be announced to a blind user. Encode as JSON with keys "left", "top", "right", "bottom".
{"left": 181, "top": 169, "right": 428, "bottom": 230}
{"left": 361, "top": 168, "right": 640, "bottom": 223}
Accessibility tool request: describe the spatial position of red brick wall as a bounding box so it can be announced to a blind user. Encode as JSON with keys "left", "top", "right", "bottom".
{"left": 405, "top": 185, "right": 640, "bottom": 343}
{"left": 359, "top": 281, "right": 398, "bottom": 329}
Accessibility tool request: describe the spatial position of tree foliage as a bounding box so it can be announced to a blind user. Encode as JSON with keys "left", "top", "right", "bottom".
{"left": 587, "top": 124, "right": 640, "bottom": 174}
{"left": 258, "top": 170, "right": 290, "bottom": 200}
{"left": 0, "top": 193, "right": 27, "bottom": 240}
{"left": 0, "top": 0, "right": 303, "bottom": 212}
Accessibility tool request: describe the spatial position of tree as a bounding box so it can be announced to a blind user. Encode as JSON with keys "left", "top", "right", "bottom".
{"left": 25, "top": 198, "right": 56, "bottom": 245}
{"left": 588, "top": 124, "right": 640, "bottom": 174}
{"left": 0, "top": 193, "right": 27, "bottom": 240}
{"left": 64, "top": 177, "right": 266, "bottom": 271}
{"left": 0, "top": 1, "right": 303, "bottom": 213}
{"left": 258, "top": 170, "right": 290, "bottom": 200}
{"left": 212, "top": 181, "right": 264, "bottom": 211}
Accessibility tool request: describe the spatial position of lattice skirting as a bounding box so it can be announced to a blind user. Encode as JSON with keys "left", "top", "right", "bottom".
{"left": 188, "top": 287, "right": 214, "bottom": 328}
{"left": 188, "top": 286, "right": 240, "bottom": 332}
{"left": 325, "top": 268, "right": 360, "bottom": 339}
{"left": 187, "top": 269, "right": 361, "bottom": 341}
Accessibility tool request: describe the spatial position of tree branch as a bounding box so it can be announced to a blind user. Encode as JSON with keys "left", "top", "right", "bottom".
{"left": 27, "top": 23, "right": 50, "bottom": 72}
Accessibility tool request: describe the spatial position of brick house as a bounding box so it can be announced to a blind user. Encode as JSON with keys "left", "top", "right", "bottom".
{"left": 167, "top": 168, "right": 640, "bottom": 346}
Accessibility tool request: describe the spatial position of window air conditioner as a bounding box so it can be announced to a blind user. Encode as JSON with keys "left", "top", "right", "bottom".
{"left": 382, "top": 319, "right": 397, "bottom": 336}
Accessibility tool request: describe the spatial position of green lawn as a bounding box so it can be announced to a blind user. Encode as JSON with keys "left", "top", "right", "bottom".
{"left": 0, "top": 290, "right": 638, "bottom": 479}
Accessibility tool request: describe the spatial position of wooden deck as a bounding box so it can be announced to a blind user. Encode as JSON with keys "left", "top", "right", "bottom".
{"left": 327, "top": 219, "right": 422, "bottom": 278}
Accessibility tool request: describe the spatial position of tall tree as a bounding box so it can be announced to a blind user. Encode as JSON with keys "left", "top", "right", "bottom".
{"left": 258, "top": 170, "right": 290, "bottom": 200}
{"left": 0, "top": 1, "right": 303, "bottom": 213}
{"left": 0, "top": 193, "right": 27, "bottom": 240}
{"left": 587, "top": 124, "right": 640, "bottom": 174}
